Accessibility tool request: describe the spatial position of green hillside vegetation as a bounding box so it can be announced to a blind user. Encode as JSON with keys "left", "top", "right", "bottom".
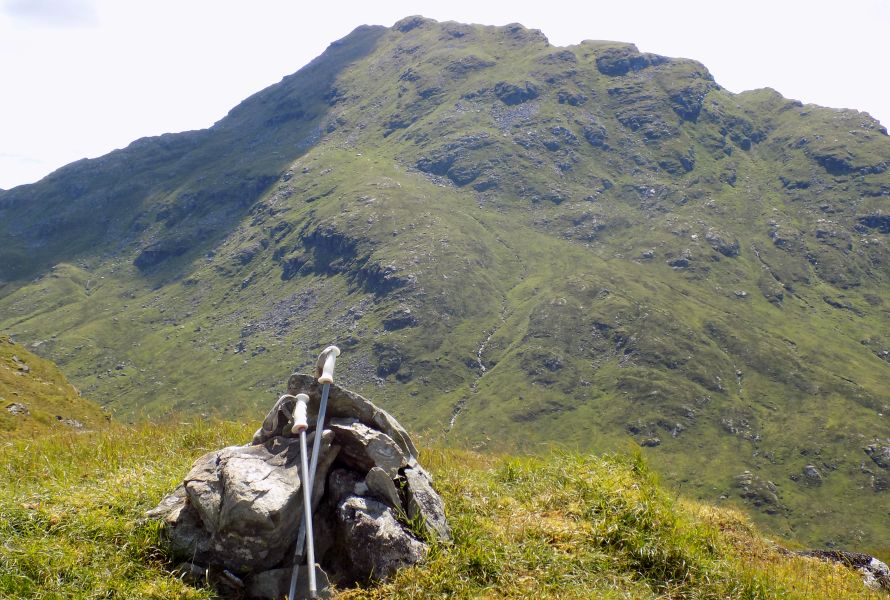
{"left": 0, "top": 334, "right": 106, "bottom": 435}
{"left": 0, "top": 420, "right": 883, "bottom": 599}
{"left": 1, "top": 16, "right": 888, "bottom": 551}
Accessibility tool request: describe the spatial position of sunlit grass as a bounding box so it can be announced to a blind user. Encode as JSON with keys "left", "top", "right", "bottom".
{"left": 0, "top": 423, "right": 881, "bottom": 599}
{"left": 0, "top": 420, "right": 252, "bottom": 599}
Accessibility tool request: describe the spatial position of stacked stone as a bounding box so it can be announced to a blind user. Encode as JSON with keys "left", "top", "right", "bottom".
{"left": 148, "top": 374, "right": 449, "bottom": 599}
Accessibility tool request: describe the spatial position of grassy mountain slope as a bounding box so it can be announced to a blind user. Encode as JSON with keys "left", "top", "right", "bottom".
{"left": 0, "top": 24, "right": 386, "bottom": 283}
{"left": 1, "top": 16, "right": 888, "bottom": 550}
{"left": 0, "top": 334, "right": 105, "bottom": 435}
{"left": 0, "top": 420, "right": 883, "bottom": 599}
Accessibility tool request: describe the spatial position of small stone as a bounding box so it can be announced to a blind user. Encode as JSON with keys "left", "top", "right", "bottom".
{"left": 6, "top": 403, "right": 29, "bottom": 416}
{"left": 55, "top": 416, "right": 84, "bottom": 428}
{"left": 640, "top": 437, "right": 661, "bottom": 447}
{"left": 803, "top": 464, "right": 823, "bottom": 482}
{"left": 172, "top": 562, "right": 206, "bottom": 585}
{"left": 365, "top": 467, "right": 402, "bottom": 508}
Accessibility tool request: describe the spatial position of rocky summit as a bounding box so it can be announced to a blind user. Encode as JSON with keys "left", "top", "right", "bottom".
{"left": 148, "top": 375, "right": 448, "bottom": 598}
{"left": 1, "top": 16, "right": 889, "bottom": 551}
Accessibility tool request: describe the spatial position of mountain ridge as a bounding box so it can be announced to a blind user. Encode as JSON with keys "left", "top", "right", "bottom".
{"left": 1, "top": 16, "right": 888, "bottom": 552}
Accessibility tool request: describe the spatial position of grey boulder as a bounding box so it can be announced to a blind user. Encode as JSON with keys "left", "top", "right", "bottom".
{"left": 152, "top": 431, "right": 337, "bottom": 572}
{"left": 334, "top": 495, "right": 428, "bottom": 583}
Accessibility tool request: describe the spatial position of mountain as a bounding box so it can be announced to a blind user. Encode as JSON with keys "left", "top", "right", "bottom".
{"left": 1, "top": 16, "right": 888, "bottom": 551}
{"left": 0, "top": 334, "right": 106, "bottom": 434}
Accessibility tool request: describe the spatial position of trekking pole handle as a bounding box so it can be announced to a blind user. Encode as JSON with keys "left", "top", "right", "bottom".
{"left": 291, "top": 393, "right": 309, "bottom": 434}
{"left": 316, "top": 345, "right": 341, "bottom": 385}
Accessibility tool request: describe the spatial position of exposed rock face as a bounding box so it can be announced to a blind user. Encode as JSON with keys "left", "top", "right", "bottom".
{"left": 494, "top": 81, "right": 539, "bottom": 105}
{"left": 802, "top": 464, "right": 823, "bottom": 483}
{"left": 6, "top": 402, "right": 29, "bottom": 416}
{"left": 735, "top": 470, "right": 783, "bottom": 514}
{"left": 334, "top": 495, "right": 428, "bottom": 583}
{"left": 864, "top": 443, "right": 890, "bottom": 470}
{"left": 594, "top": 44, "right": 668, "bottom": 76}
{"left": 796, "top": 550, "right": 890, "bottom": 591}
{"left": 149, "top": 376, "right": 449, "bottom": 599}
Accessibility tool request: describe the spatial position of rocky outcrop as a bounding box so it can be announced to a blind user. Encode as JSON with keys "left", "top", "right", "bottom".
{"left": 795, "top": 550, "right": 890, "bottom": 591}
{"left": 594, "top": 44, "right": 668, "bottom": 76}
{"left": 494, "top": 81, "right": 539, "bottom": 105}
{"left": 133, "top": 238, "right": 191, "bottom": 271}
{"left": 802, "top": 464, "right": 822, "bottom": 484}
{"left": 864, "top": 443, "right": 890, "bottom": 470}
{"left": 735, "top": 470, "right": 783, "bottom": 514}
{"left": 857, "top": 214, "right": 890, "bottom": 234}
{"left": 6, "top": 402, "right": 29, "bottom": 416}
{"left": 149, "top": 376, "right": 448, "bottom": 599}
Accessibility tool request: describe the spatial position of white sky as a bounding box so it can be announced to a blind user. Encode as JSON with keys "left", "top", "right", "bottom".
{"left": 1, "top": 0, "right": 888, "bottom": 190}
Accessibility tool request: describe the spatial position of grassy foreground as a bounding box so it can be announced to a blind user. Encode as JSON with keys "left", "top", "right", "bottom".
{"left": 0, "top": 421, "right": 882, "bottom": 599}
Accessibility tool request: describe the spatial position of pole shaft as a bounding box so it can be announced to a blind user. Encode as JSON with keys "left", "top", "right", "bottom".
{"left": 308, "top": 382, "right": 331, "bottom": 483}
{"left": 300, "top": 431, "right": 317, "bottom": 597}
{"left": 289, "top": 382, "right": 332, "bottom": 599}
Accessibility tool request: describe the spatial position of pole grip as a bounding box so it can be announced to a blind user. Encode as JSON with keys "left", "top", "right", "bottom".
{"left": 316, "top": 345, "right": 340, "bottom": 385}
{"left": 291, "top": 393, "right": 309, "bottom": 434}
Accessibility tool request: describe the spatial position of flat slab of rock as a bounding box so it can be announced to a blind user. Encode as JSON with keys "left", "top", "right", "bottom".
{"left": 365, "top": 466, "right": 402, "bottom": 508}
{"left": 329, "top": 418, "right": 408, "bottom": 477}
{"left": 253, "top": 374, "right": 417, "bottom": 458}
{"left": 404, "top": 466, "right": 451, "bottom": 541}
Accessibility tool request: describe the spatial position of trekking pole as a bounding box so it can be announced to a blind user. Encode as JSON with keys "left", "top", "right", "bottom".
{"left": 308, "top": 346, "right": 340, "bottom": 481}
{"left": 291, "top": 393, "right": 317, "bottom": 598}
{"left": 288, "top": 346, "right": 340, "bottom": 599}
